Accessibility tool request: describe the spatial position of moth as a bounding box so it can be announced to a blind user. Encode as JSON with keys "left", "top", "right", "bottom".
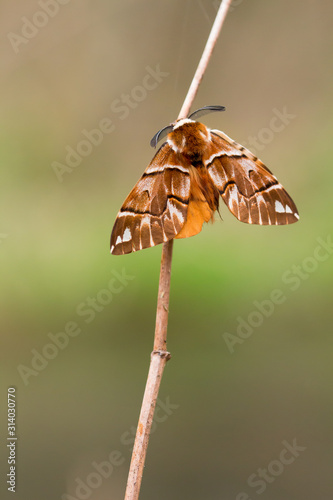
{"left": 110, "top": 105, "right": 299, "bottom": 255}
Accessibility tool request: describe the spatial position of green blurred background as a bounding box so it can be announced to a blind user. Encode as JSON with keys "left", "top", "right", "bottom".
{"left": 1, "top": 1, "right": 332, "bottom": 499}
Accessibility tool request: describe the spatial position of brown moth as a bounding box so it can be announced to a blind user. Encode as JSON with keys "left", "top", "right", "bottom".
{"left": 110, "top": 106, "right": 299, "bottom": 255}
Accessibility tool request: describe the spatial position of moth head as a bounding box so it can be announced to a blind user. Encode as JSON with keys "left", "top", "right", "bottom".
{"left": 168, "top": 119, "right": 210, "bottom": 161}
{"left": 150, "top": 105, "right": 226, "bottom": 161}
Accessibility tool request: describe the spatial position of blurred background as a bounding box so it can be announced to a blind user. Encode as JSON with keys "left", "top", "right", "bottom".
{"left": 1, "top": 1, "right": 332, "bottom": 499}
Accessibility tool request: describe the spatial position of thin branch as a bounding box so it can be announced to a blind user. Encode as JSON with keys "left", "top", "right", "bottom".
{"left": 123, "top": 2, "right": 232, "bottom": 499}
{"left": 178, "top": 0, "right": 232, "bottom": 119}
{"left": 124, "top": 241, "right": 173, "bottom": 500}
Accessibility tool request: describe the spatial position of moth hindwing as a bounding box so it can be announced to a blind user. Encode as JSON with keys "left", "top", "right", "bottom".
{"left": 110, "top": 112, "right": 299, "bottom": 255}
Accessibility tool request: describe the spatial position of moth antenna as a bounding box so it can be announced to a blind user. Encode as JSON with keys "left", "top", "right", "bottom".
{"left": 188, "top": 105, "right": 226, "bottom": 121}
{"left": 150, "top": 125, "right": 173, "bottom": 148}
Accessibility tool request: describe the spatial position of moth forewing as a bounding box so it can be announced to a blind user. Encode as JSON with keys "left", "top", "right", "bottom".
{"left": 206, "top": 130, "right": 299, "bottom": 225}
{"left": 110, "top": 143, "right": 191, "bottom": 255}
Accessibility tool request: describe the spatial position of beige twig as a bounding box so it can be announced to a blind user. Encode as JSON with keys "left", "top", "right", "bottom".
{"left": 178, "top": 0, "right": 232, "bottom": 120}
{"left": 124, "top": 2, "right": 232, "bottom": 499}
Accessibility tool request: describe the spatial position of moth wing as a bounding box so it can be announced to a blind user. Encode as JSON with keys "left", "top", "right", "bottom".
{"left": 206, "top": 130, "right": 299, "bottom": 225}
{"left": 110, "top": 143, "right": 191, "bottom": 255}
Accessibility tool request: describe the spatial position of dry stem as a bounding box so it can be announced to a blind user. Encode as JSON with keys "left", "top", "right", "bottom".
{"left": 124, "top": 2, "right": 232, "bottom": 499}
